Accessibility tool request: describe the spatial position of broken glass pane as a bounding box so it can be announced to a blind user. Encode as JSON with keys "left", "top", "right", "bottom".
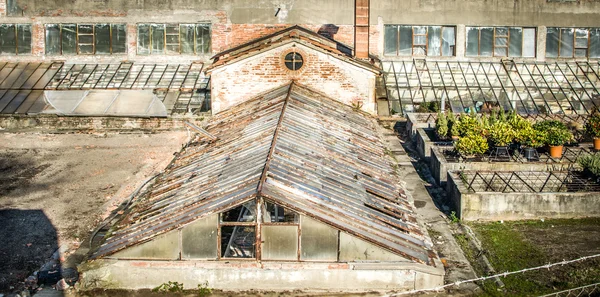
{"left": 384, "top": 25, "right": 398, "bottom": 56}
{"left": 181, "top": 215, "right": 218, "bottom": 259}
{"left": 111, "top": 24, "right": 127, "bottom": 54}
{"left": 16, "top": 24, "right": 31, "bottom": 54}
{"left": 426, "top": 26, "right": 440, "bottom": 56}
{"left": 221, "top": 200, "right": 256, "bottom": 222}
{"left": 509, "top": 27, "right": 522, "bottom": 57}
{"left": 0, "top": 24, "right": 16, "bottom": 54}
{"left": 180, "top": 24, "right": 195, "bottom": 54}
{"left": 466, "top": 27, "right": 479, "bottom": 56}
{"left": 300, "top": 216, "right": 338, "bottom": 261}
{"left": 137, "top": 24, "right": 150, "bottom": 55}
{"left": 196, "top": 24, "right": 211, "bottom": 54}
{"left": 522, "top": 28, "right": 536, "bottom": 57}
{"left": 151, "top": 24, "right": 165, "bottom": 54}
{"left": 221, "top": 225, "right": 255, "bottom": 258}
{"left": 94, "top": 24, "right": 110, "bottom": 54}
{"left": 399, "top": 25, "right": 412, "bottom": 55}
{"left": 262, "top": 201, "right": 298, "bottom": 223}
{"left": 560, "top": 28, "right": 574, "bottom": 57}
{"left": 546, "top": 27, "right": 559, "bottom": 58}
{"left": 480, "top": 27, "right": 493, "bottom": 56}
{"left": 590, "top": 28, "right": 600, "bottom": 58}
{"left": 441, "top": 27, "right": 455, "bottom": 56}
{"left": 261, "top": 225, "right": 298, "bottom": 260}
{"left": 45, "top": 24, "right": 61, "bottom": 55}
{"left": 61, "top": 24, "right": 77, "bottom": 55}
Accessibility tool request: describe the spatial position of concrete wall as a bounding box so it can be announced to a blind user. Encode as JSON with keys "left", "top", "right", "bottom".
{"left": 406, "top": 113, "right": 436, "bottom": 140}
{"left": 447, "top": 171, "right": 600, "bottom": 221}
{"left": 79, "top": 259, "right": 444, "bottom": 291}
{"left": 210, "top": 42, "right": 377, "bottom": 114}
{"left": 0, "top": 115, "right": 207, "bottom": 132}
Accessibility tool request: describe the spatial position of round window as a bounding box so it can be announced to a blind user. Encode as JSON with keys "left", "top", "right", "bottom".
{"left": 284, "top": 52, "right": 304, "bottom": 71}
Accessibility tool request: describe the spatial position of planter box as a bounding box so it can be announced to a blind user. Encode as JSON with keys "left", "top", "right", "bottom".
{"left": 447, "top": 171, "right": 600, "bottom": 221}
{"left": 406, "top": 113, "right": 436, "bottom": 140}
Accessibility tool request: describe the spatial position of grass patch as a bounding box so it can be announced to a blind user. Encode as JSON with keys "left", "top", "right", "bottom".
{"left": 459, "top": 219, "right": 600, "bottom": 296}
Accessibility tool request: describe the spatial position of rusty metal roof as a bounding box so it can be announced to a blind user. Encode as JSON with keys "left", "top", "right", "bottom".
{"left": 93, "top": 82, "right": 433, "bottom": 265}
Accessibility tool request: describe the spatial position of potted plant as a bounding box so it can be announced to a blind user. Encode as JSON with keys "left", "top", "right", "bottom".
{"left": 534, "top": 120, "right": 573, "bottom": 158}
{"left": 488, "top": 121, "right": 515, "bottom": 148}
{"left": 455, "top": 134, "right": 489, "bottom": 158}
{"left": 517, "top": 126, "right": 547, "bottom": 160}
{"left": 586, "top": 112, "right": 600, "bottom": 150}
{"left": 436, "top": 112, "right": 448, "bottom": 140}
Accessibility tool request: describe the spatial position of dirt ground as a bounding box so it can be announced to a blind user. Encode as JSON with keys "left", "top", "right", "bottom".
{"left": 0, "top": 131, "right": 189, "bottom": 293}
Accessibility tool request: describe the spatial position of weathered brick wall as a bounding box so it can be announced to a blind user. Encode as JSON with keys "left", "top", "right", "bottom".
{"left": 210, "top": 42, "right": 377, "bottom": 114}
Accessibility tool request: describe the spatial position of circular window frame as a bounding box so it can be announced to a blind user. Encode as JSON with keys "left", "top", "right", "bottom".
{"left": 280, "top": 48, "right": 308, "bottom": 74}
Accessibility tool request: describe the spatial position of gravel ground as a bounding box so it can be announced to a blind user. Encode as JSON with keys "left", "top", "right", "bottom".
{"left": 0, "top": 132, "right": 189, "bottom": 293}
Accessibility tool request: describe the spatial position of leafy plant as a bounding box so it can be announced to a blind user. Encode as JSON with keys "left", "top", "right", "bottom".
{"left": 197, "top": 281, "right": 212, "bottom": 297}
{"left": 578, "top": 153, "right": 600, "bottom": 178}
{"left": 153, "top": 281, "right": 184, "bottom": 293}
{"left": 416, "top": 101, "right": 440, "bottom": 113}
{"left": 449, "top": 211, "right": 460, "bottom": 223}
{"left": 534, "top": 120, "right": 573, "bottom": 146}
{"left": 436, "top": 112, "right": 448, "bottom": 139}
{"left": 488, "top": 121, "right": 515, "bottom": 147}
{"left": 456, "top": 114, "right": 486, "bottom": 137}
{"left": 518, "top": 126, "right": 547, "bottom": 148}
{"left": 586, "top": 112, "right": 600, "bottom": 139}
{"left": 455, "top": 134, "right": 489, "bottom": 156}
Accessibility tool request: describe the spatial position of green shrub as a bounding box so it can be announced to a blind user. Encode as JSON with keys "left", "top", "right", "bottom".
{"left": 578, "top": 153, "right": 600, "bottom": 177}
{"left": 586, "top": 112, "right": 600, "bottom": 139}
{"left": 488, "top": 121, "right": 515, "bottom": 147}
{"left": 534, "top": 120, "right": 573, "bottom": 146}
{"left": 455, "top": 134, "right": 489, "bottom": 156}
{"left": 456, "top": 114, "right": 486, "bottom": 137}
{"left": 533, "top": 119, "right": 568, "bottom": 131}
{"left": 153, "top": 281, "right": 184, "bottom": 293}
{"left": 517, "top": 126, "right": 547, "bottom": 148}
{"left": 436, "top": 112, "right": 448, "bottom": 139}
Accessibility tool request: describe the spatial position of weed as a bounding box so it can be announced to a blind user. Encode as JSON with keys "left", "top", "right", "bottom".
{"left": 197, "top": 281, "right": 212, "bottom": 296}
{"left": 152, "top": 281, "right": 184, "bottom": 293}
{"left": 449, "top": 211, "right": 460, "bottom": 223}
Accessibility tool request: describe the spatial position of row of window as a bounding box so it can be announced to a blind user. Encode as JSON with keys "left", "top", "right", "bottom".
{"left": 0, "top": 24, "right": 31, "bottom": 54}
{"left": 384, "top": 25, "right": 600, "bottom": 59}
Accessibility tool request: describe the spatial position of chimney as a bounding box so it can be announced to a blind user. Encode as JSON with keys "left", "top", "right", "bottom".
{"left": 354, "top": 0, "right": 370, "bottom": 59}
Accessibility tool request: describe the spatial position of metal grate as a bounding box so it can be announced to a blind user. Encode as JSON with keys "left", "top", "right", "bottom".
{"left": 459, "top": 170, "right": 600, "bottom": 193}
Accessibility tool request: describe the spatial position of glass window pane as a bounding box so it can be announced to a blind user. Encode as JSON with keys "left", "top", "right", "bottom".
{"left": 399, "top": 25, "right": 412, "bottom": 55}
{"left": 111, "top": 231, "right": 180, "bottom": 260}
{"left": 137, "top": 24, "right": 150, "bottom": 55}
{"left": 221, "top": 225, "right": 255, "bottom": 258}
{"left": 221, "top": 201, "right": 256, "bottom": 222}
{"left": 413, "top": 26, "right": 426, "bottom": 35}
{"left": 509, "top": 27, "right": 522, "bottom": 57}
{"left": 180, "top": 24, "right": 195, "bottom": 54}
{"left": 466, "top": 27, "right": 479, "bottom": 56}
{"left": 61, "top": 24, "right": 77, "bottom": 55}
{"left": 480, "top": 27, "right": 494, "bottom": 56}
{"left": 590, "top": 28, "right": 600, "bottom": 58}
{"left": 339, "top": 232, "right": 404, "bottom": 261}
{"left": 262, "top": 201, "right": 298, "bottom": 223}
{"left": 151, "top": 24, "right": 165, "bottom": 54}
{"left": 165, "top": 24, "right": 179, "bottom": 54}
{"left": 300, "top": 216, "right": 338, "bottom": 261}
{"left": 414, "top": 34, "right": 426, "bottom": 45}
{"left": 45, "top": 24, "right": 61, "bottom": 55}
{"left": 384, "top": 25, "right": 398, "bottom": 56}
{"left": 78, "top": 24, "right": 93, "bottom": 34}
{"left": 441, "top": 27, "right": 455, "bottom": 56}
{"left": 0, "top": 24, "right": 16, "bottom": 54}
{"left": 16, "top": 24, "right": 31, "bottom": 54}
{"left": 195, "top": 24, "right": 211, "bottom": 54}
{"left": 111, "top": 24, "right": 127, "bottom": 54}
{"left": 496, "top": 37, "right": 508, "bottom": 47}
{"left": 546, "top": 27, "right": 559, "bottom": 58}
{"left": 79, "top": 44, "right": 93, "bottom": 54}
{"left": 94, "top": 24, "right": 110, "bottom": 54}
{"left": 427, "top": 26, "right": 442, "bottom": 56}
{"left": 181, "top": 215, "right": 218, "bottom": 259}
{"left": 575, "top": 48, "right": 587, "bottom": 57}
{"left": 522, "top": 28, "right": 536, "bottom": 57}
{"left": 560, "top": 28, "right": 574, "bottom": 57}
{"left": 496, "top": 27, "right": 508, "bottom": 36}
{"left": 261, "top": 225, "right": 298, "bottom": 261}
{"left": 494, "top": 47, "right": 507, "bottom": 57}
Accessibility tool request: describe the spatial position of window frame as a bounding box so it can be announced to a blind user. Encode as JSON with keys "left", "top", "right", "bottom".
{"left": 137, "top": 23, "right": 212, "bottom": 56}
{"left": 466, "top": 26, "right": 537, "bottom": 58}
{"left": 546, "top": 27, "right": 599, "bottom": 59}
{"left": 384, "top": 24, "right": 456, "bottom": 57}
{"left": 44, "top": 23, "right": 127, "bottom": 56}
{"left": 0, "top": 23, "right": 32, "bottom": 55}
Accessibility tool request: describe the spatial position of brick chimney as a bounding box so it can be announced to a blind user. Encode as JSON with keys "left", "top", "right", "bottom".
{"left": 354, "top": 0, "right": 370, "bottom": 59}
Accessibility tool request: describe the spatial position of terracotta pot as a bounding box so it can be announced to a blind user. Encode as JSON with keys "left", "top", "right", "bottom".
{"left": 594, "top": 138, "right": 600, "bottom": 150}
{"left": 549, "top": 145, "right": 564, "bottom": 158}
